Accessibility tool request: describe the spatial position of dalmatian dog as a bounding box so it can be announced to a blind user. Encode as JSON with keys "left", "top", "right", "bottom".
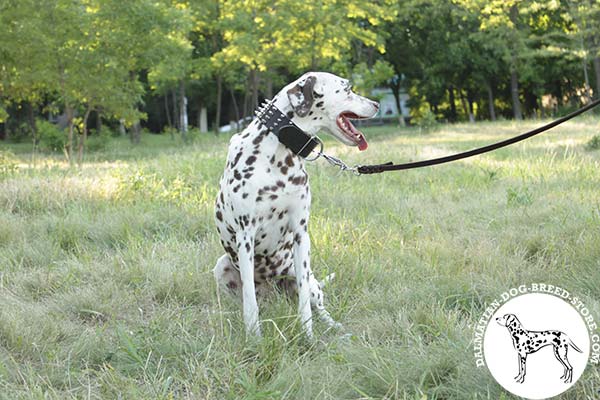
{"left": 213, "top": 72, "right": 379, "bottom": 337}
{"left": 496, "top": 314, "right": 583, "bottom": 383}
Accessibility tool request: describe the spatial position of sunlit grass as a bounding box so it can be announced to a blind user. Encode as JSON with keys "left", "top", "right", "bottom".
{"left": 0, "top": 118, "right": 599, "bottom": 399}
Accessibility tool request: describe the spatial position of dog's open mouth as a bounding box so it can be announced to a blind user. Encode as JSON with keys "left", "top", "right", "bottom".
{"left": 336, "top": 112, "right": 369, "bottom": 151}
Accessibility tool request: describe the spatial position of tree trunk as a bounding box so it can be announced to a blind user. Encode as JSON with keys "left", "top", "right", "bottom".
{"left": 96, "top": 110, "right": 102, "bottom": 134}
{"left": 582, "top": 58, "right": 592, "bottom": 104}
{"left": 250, "top": 69, "right": 259, "bottom": 113}
{"left": 448, "top": 87, "right": 457, "bottom": 122}
{"left": 230, "top": 89, "right": 241, "bottom": 131}
{"left": 266, "top": 76, "right": 273, "bottom": 99}
{"left": 593, "top": 56, "right": 600, "bottom": 100}
{"left": 510, "top": 69, "right": 523, "bottom": 120}
{"left": 78, "top": 107, "right": 91, "bottom": 164}
{"left": 119, "top": 119, "right": 126, "bottom": 136}
{"left": 467, "top": 91, "right": 476, "bottom": 123}
{"left": 171, "top": 89, "right": 179, "bottom": 131}
{"left": 164, "top": 93, "right": 172, "bottom": 134}
{"left": 27, "top": 102, "right": 37, "bottom": 142}
{"left": 66, "top": 104, "right": 74, "bottom": 162}
{"left": 509, "top": 3, "right": 523, "bottom": 120}
{"left": 214, "top": 74, "right": 222, "bottom": 134}
{"left": 130, "top": 120, "right": 141, "bottom": 144}
{"left": 486, "top": 82, "right": 497, "bottom": 121}
{"left": 389, "top": 80, "right": 406, "bottom": 127}
{"left": 459, "top": 90, "right": 471, "bottom": 122}
{"left": 199, "top": 106, "right": 208, "bottom": 133}
{"left": 179, "top": 80, "right": 188, "bottom": 141}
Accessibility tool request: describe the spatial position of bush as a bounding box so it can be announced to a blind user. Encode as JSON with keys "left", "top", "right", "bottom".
{"left": 416, "top": 109, "right": 439, "bottom": 132}
{"left": 86, "top": 129, "right": 111, "bottom": 152}
{"left": 585, "top": 135, "right": 600, "bottom": 151}
{"left": 37, "top": 119, "right": 66, "bottom": 152}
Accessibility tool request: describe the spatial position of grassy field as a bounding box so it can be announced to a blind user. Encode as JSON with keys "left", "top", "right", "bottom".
{"left": 1, "top": 117, "right": 599, "bottom": 399}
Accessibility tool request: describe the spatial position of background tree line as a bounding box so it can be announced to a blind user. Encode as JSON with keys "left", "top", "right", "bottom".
{"left": 1, "top": 0, "right": 599, "bottom": 160}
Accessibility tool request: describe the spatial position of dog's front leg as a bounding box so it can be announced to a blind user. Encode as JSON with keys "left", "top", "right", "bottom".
{"left": 293, "top": 230, "right": 313, "bottom": 338}
{"left": 237, "top": 231, "right": 260, "bottom": 337}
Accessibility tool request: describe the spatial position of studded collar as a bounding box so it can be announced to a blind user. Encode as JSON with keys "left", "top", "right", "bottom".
{"left": 254, "top": 100, "right": 321, "bottom": 159}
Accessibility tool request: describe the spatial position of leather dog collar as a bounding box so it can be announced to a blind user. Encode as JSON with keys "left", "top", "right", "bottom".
{"left": 254, "top": 100, "right": 320, "bottom": 159}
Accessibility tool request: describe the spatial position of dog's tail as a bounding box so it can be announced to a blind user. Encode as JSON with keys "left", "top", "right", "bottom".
{"left": 569, "top": 338, "right": 583, "bottom": 353}
{"left": 319, "top": 273, "right": 336, "bottom": 289}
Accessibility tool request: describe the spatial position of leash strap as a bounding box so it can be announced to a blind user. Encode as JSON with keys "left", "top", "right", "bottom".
{"left": 356, "top": 99, "right": 600, "bottom": 174}
{"left": 255, "top": 100, "right": 320, "bottom": 158}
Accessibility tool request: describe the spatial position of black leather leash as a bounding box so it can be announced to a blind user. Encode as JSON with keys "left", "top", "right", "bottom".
{"left": 255, "top": 98, "right": 600, "bottom": 175}
{"left": 356, "top": 99, "right": 600, "bottom": 174}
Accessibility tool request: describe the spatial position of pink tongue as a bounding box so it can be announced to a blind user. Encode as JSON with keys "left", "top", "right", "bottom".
{"left": 357, "top": 134, "right": 368, "bottom": 151}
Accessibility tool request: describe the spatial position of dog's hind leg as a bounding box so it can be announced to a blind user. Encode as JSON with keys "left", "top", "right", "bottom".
{"left": 553, "top": 347, "right": 569, "bottom": 380}
{"left": 308, "top": 272, "right": 342, "bottom": 329}
{"left": 213, "top": 254, "right": 241, "bottom": 295}
{"left": 556, "top": 346, "right": 573, "bottom": 383}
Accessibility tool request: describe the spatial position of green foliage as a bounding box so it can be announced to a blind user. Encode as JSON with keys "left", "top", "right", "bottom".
{"left": 585, "top": 135, "right": 600, "bottom": 151}
{"left": 0, "top": 150, "right": 19, "bottom": 176}
{"left": 352, "top": 60, "right": 395, "bottom": 96}
{"left": 415, "top": 109, "right": 439, "bottom": 132}
{"left": 37, "top": 120, "right": 66, "bottom": 152}
{"left": 86, "top": 129, "right": 112, "bottom": 152}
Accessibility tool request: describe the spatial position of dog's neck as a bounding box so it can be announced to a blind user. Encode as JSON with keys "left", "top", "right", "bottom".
{"left": 251, "top": 94, "right": 320, "bottom": 160}
{"left": 270, "top": 93, "right": 319, "bottom": 136}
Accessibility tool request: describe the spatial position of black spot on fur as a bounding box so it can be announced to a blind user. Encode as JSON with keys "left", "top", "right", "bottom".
{"left": 216, "top": 211, "right": 223, "bottom": 221}
{"left": 315, "top": 101, "right": 324, "bottom": 108}
{"left": 246, "top": 155, "right": 257, "bottom": 165}
{"left": 233, "top": 170, "right": 242, "bottom": 180}
{"left": 284, "top": 154, "right": 295, "bottom": 167}
{"left": 252, "top": 134, "right": 264, "bottom": 145}
{"left": 287, "top": 111, "right": 294, "bottom": 119}
{"left": 232, "top": 151, "right": 242, "bottom": 167}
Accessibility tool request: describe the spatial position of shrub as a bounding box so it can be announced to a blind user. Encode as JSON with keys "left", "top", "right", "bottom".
{"left": 585, "top": 135, "right": 600, "bottom": 151}
{"left": 416, "top": 109, "right": 439, "bottom": 132}
{"left": 37, "top": 119, "right": 66, "bottom": 152}
{"left": 86, "top": 129, "right": 111, "bottom": 152}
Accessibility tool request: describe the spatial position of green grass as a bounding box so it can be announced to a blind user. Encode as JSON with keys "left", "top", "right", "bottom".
{"left": 1, "top": 118, "right": 600, "bottom": 399}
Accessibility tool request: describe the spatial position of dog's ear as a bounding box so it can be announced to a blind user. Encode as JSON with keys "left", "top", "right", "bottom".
{"left": 286, "top": 75, "right": 316, "bottom": 118}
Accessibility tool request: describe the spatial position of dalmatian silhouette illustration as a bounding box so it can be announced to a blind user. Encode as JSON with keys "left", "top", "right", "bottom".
{"left": 496, "top": 313, "right": 583, "bottom": 384}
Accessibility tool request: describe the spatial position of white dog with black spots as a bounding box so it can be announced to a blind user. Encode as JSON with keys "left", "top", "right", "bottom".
{"left": 214, "top": 72, "right": 379, "bottom": 338}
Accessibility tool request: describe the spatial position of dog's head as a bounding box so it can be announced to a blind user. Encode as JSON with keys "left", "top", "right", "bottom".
{"left": 496, "top": 313, "right": 520, "bottom": 328}
{"left": 282, "top": 72, "right": 379, "bottom": 151}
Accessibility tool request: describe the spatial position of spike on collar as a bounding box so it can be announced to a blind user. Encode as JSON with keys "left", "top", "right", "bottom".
{"left": 254, "top": 100, "right": 320, "bottom": 158}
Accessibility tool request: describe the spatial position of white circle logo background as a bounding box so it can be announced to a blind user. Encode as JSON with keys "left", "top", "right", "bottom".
{"left": 483, "top": 293, "right": 590, "bottom": 400}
